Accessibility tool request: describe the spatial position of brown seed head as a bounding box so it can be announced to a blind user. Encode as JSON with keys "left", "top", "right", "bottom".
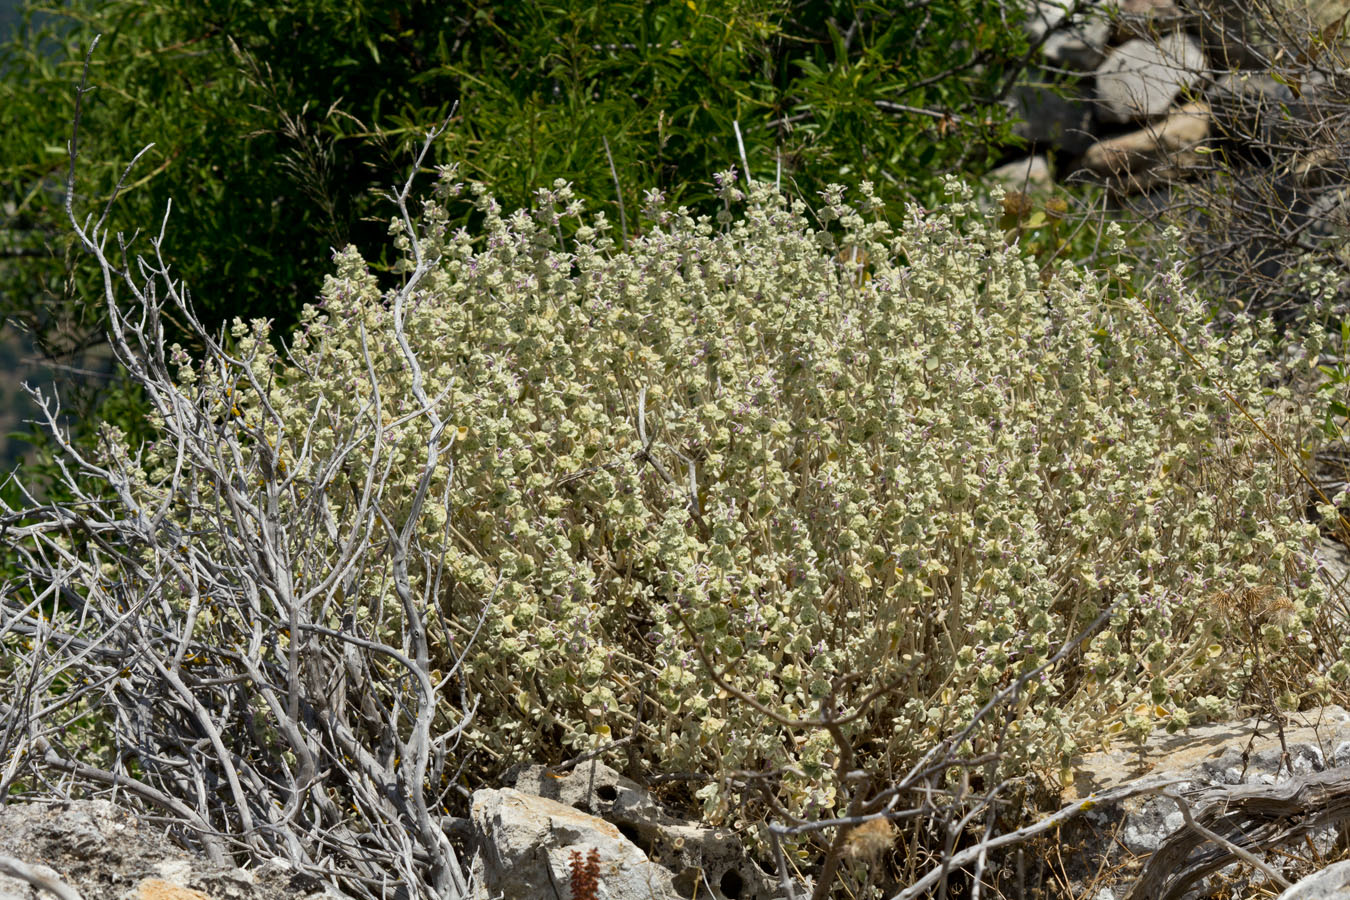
{"left": 840, "top": 816, "right": 898, "bottom": 862}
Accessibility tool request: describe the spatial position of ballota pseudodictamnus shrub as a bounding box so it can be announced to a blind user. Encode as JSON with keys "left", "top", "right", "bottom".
{"left": 9, "top": 154, "right": 1349, "bottom": 868}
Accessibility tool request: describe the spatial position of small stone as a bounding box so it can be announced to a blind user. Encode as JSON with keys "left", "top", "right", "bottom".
{"left": 133, "top": 879, "right": 212, "bottom": 900}
{"left": 988, "top": 155, "right": 1054, "bottom": 190}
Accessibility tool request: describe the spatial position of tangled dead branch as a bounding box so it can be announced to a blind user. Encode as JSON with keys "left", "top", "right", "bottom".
{"left": 0, "top": 39, "right": 478, "bottom": 899}
{"left": 1127, "top": 766, "right": 1350, "bottom": 900}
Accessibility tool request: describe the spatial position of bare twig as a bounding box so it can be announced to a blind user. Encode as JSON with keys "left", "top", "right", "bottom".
{"left": 602, "top": 136, "right": 628, "bottom": 246}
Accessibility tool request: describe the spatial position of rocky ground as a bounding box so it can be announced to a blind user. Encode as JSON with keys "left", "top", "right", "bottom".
{"left": 6, "top": 701, "right": 1350, "bottom": 900}
{"left": 0, "top": 800, "right": 334, "bottom": 900}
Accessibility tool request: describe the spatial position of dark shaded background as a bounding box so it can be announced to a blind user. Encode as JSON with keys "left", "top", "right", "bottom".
{"left": 0, "top": 0, "right": 20, "bottom": 43}
{"left": 1, "top": 0, "right": 83, "bottom": 475}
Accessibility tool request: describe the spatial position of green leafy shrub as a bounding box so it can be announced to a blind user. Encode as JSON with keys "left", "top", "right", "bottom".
{"left": 99, "top": 169, "right": 1335, "bottom": 825}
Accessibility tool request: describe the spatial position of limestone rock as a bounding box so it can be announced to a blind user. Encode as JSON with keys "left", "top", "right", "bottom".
{"left": 1082, "top": 101, "right": 1209, "bottom": 191}
{"left": 1183, "top": 0, "right": 1293, "bottom": 68}
{"left": 1095, "top": 33, "right": 1206, "bottom": 122}
{"left": 0, "top": 855, "right": 80, "bottom": 900}
{"left": 1024, "top": 0, "right": 1112, "bottom": 68}
{"left": 1044, "top": 15, "right": 1113, "bottom": 69}
{"left": 1295, "top": 146, "right": 1347, "bottom": 189}
{"left": 1305, "top": 185, "right": 1350, "bottom": 242}
{"left": 1207, "top": 71, "right": 1299, "bottom": 146}
{"left": 1068, "top": 706, "right": 1350, "bottom": 798}
{"left": 470, "top": 787, "right": 681, "bottom": 900}
{"left": 508, "top": 761, "right": 785, "bottom": 900}
{"left": 1278, "top": 860, "right": 1350, "bottom": 900}
{"left": 1317, "top": 535, "right": 1350, "bottom": 593}
{"left": 0, "top": 801, "right": 334, "bottom": 900}
{"left": 1024, "top": 0, "right": 1074, "bottom": 44}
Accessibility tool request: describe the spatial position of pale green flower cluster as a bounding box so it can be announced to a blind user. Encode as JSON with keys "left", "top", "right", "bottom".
{"left": 119, "top": 172, "right": 1329, "bottom": 823}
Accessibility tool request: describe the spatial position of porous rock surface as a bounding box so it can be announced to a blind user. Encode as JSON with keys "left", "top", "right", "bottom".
{"left": 0, "top": 800, "right": 331, "bottom": 900}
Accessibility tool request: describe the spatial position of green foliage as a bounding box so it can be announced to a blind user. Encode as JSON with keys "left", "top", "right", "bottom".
{"left": 1, "top": 0, "right": 1032, "bottom": 357}
{"left": 110, "top": 171, "right": 1332, "bottom": 824}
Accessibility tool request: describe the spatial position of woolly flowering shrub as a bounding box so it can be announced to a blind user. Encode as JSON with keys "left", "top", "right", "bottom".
{"left": 114, "top": 170, "right": 1329, "bottom": 824}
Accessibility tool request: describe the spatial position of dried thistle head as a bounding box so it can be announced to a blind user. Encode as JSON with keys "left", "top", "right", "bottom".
{"left": 840, "top": 816, "right": 898, "bottom": 862}
{"left": 1001, "top": 189, "right": 1034, "bottom": 221}
{"left": 1208, "top": 586, "right": 1295, "bottom": 629}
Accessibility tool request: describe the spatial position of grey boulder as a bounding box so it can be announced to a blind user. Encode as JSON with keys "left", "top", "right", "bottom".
{"left": 1095, "top": 33, "right": 1206, "bottom": 122}
{"left": 470, "top": 787, "right": 680, "bottom": 900}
